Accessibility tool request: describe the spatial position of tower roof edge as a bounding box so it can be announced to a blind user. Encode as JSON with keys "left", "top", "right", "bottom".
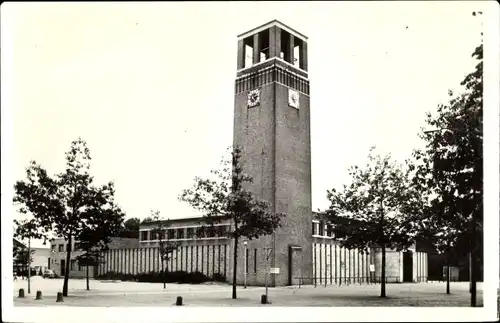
{"left": 237, "top": 19, "right": 308, "bottom": 41}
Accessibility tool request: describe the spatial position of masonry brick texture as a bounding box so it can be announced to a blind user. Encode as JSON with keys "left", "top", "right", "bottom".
{"left": 233, "top": 63, "right": 313, "bottom": 286}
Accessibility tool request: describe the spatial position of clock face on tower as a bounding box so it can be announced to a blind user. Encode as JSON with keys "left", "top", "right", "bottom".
{"left": 247, "top": 89, "right": 260, "bottom": 108}
{"left": 288, "top": 89, "right": 300, "bottom": 109}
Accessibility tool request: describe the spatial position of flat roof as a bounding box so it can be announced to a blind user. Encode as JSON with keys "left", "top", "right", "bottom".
{"left": 237, "top": 19, "right": 308, "bottom": 42}
{"left": 140, "top": 215, "right": 230, "bottom": 227}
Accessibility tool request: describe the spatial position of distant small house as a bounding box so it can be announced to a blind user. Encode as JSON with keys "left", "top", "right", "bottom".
{"left": 13, "top": 238, "right": 51, "bottom": 275}
{"left": 49, "top": 237, "right": 139, "bottom": 278}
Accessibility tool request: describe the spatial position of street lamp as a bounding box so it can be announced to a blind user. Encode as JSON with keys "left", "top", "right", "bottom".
{"left": 27, "top": 238, "right": 31, "bottom": 294}
{"left": 243, "top": 241, "right": 247, "bottom": 289}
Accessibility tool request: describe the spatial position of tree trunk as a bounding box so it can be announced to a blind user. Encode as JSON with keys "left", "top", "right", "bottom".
{"left": 470, "top": 215, "right": 477, "bottom": 307}
{"left": 232, "top": 236, "right": 238, "bottom": 299}
{"left": 62, "top": 234, "right": 72, "bottom": 296}
{"left": 381, "top": 245, "right": 386, "bottom": 298}
{"left": 86, "top": 265, "right": 90, "bottom": 291}
{"left": 162, "top": 260, "right": 166, "bottom": 289}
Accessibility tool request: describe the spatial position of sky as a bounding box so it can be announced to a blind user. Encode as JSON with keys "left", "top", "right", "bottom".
{"left": 1, "top": 1, "right": 490, "bottom": 241}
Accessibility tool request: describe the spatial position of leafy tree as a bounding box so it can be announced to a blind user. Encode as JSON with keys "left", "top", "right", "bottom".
{"left": 410, "top": 40, "right": 483, "bottom": 305}
{"left": 179, "top": 147, "right": 285, "bottom": 299}
{"left": 144, "top": 210, "right": 179, "bottom": 289}
{"left": 14, "top": 247, "right": 35, "bottom": 277}
{"left": 325, "top": 148, "right": 421, "bottom": 297}
{"left": 13, "top": 217, "right": 47, "bottom": 291}
{"left": 13, "top": 138, "right": 125, "bottom": 296}
{"left": 117, "top": 217, "right": 140, "bottom": 238}
{"left": 75, "top": 204, "right": 124, "bottom": 290}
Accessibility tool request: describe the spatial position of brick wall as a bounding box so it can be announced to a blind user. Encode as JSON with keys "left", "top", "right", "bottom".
{"left": 233, "top": 61, "right": 313, "bottom": 287}
{"left": 371, "top": 248, "right": 402, "bottom": 283}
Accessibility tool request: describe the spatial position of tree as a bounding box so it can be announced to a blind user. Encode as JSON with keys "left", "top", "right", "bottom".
{"left": 179, "top": 147, "right": 285, "bottom": 299}
{"left": 13, "top": 138, "right": 125, "bottom": 296}
{"left": 411, "top": 40, "right": 483, "bottom": 305}
{"left": 325, "top": 148, "right": 421, "bottom": 297}
{"left": 117, "top": 217, "right": 140, "bottom": 238}
{"left": 13, "top": 217, "right": 47, "bottom": 292}
{"left": 14, "top": 247, "right": 35, "bottom": 277}
{"left": 75, "top": 203, "right": 124, "bottom": 290}
{"left": 144, "top": 210, "right": 179, "bottom": 289}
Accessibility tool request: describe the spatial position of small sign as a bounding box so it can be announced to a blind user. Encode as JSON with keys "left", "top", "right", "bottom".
{"left": 369, "top": 264, "right": 375, "bottom": 272}
{"left": 269, "top": 267, "right": 280, "bottom": 274}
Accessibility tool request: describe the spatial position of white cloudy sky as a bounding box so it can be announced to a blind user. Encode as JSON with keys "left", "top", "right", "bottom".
{"left": 1, "top": 1, "right": 489, "bottom": 231}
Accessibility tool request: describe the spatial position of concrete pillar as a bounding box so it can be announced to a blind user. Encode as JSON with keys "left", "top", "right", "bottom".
{"left": 269, "top": 26, "right": 281, "bottom": 59}
{"left": 237, "top": 39, "right": 245, "bottom": 69}
{"left": 253, "top": 33, "right": 260, "bottom": 65}
{"left": 288, "top": 34, "right": 295, "bottom": 64}
{"left": 300, "top": 41, "right": 308, "bottom": 71}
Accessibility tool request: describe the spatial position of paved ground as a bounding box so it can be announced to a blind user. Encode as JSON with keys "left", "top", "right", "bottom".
{"left": 13, "top": 276, "right": 483, "bottom": 307}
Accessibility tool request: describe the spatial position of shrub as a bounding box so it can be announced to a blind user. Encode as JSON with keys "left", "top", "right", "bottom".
{"left": 97, "top": 270, "right": 210, "bottom": 284}
{"left": 212, "top": 273, "right": 226, "bottom": 282}
{"left": 184, "top": 271, "right": 207, "bottom": 284}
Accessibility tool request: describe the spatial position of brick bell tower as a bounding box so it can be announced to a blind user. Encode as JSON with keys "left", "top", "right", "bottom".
{"left": 232, "top": 20, "right": 312, "bottom": 286}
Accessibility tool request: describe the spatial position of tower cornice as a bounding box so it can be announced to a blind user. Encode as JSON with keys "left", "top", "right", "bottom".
{"left": 237, "top": 19, "right": 308, "bottom": 42}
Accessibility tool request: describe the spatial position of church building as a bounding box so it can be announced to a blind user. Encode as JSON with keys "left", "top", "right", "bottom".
{"left": 52, "top": 20, "right": 429, "bottom": 286}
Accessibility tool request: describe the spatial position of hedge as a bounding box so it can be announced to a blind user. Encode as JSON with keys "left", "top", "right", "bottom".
{"left": 96, "top": 271, "right": 226, "bottom": 284}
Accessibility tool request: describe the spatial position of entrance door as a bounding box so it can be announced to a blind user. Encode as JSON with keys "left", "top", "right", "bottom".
{"left": 288, "top": 245, "right": 302, "bottom": 286}
{"left": 60, "top": 259, "right": 66, "bottom": 276}
{"left": 403, "top": 251, "right": 413, "bottom": 282}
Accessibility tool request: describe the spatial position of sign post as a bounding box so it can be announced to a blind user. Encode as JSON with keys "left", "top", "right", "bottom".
{"left": 369, "top": 264, "right": 375, "bottom": 284}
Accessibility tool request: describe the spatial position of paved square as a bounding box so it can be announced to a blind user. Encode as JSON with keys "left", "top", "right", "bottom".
{"left": 13, "top": 277, "right": 483, "bottom": 307}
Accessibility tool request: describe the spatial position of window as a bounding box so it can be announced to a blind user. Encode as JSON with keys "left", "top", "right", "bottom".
{"left": 254, "top": 249, "right": 257, "bottom": 274}
{"left": 218, "top": 225, "right": 228, "bottom": 237}
{"left": 51, "top": 245, "right": 56, "bottom": 252}
{"left": 78, "top": 261, "right": 83, "bottom": 271}
{"left": 187, "top": 228, "right": 194, "bottom": 239}
{"left": 74, "top": 243, "right": 81, "bottom": 251}
{"left": 140, "top": 231, "right": 149, "bottom": 241}
{"left": 319, "top": 222, "right": 325, "bottom": 236}
{"left": 327, "top": 225, "right": 335, "bottom": 238}
{"left": 58, "top": 244, "right": 64, "bottom": 252}
{"left": 167, "top": 229, "right": 175, "bottom": 240}
{"left": 176, "top": 228, "right": 184, "bottom": 239}
{"left": 70, "top": 259, "right": 76, "bottom": 270}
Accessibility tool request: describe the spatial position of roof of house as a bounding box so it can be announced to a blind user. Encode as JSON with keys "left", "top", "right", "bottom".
{"left": 13, "top": 238, "right": 25, "bottom": 248}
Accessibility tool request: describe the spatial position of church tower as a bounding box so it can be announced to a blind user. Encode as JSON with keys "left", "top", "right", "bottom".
{"left": 233, "top": 20, "right": 312, "bottom": 286}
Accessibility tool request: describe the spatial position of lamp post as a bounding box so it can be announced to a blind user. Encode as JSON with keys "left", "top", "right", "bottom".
{"left": 264, "top": 247, "right": 273, "bottom": 304}
{"left": 27, "top": 238, "right": 31, "bottom": 294}
{"left": 243, "top": 241, "right": 247, "bottom": 289}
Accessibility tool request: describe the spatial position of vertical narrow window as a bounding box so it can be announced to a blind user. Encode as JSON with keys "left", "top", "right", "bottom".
{"left": 293, "top": 45, "right": 300, "bottom": 68}
{"left": 244, "top": 43, "right": 253, "bottom": 68}
{"left": 254, "top": 249, "right": 257, "bottom": 274}
{"left": 319, "top": 222, "right": 325, "bottom": 236}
